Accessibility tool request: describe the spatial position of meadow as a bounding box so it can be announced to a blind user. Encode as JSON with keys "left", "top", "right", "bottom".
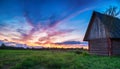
{"left": 0, "top": 50, "right": 120, "bottom": 69}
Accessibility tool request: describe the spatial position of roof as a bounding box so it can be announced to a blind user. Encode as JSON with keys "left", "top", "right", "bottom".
{"left": 84, "top": 11, "right": 120, "bottom": 41}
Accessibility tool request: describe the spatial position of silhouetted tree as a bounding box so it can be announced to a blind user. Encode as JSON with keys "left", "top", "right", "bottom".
{"left": 0, "top": 43, "right": 6, "bottom": 49}
{"left": 1, "top": 43, "right": 6, "bottom": 46}
{"left": 104, "top": 6, "right": 120, "bottom": 17}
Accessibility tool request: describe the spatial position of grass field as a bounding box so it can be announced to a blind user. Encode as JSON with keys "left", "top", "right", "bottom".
{"left": 0, "top": 50, "right": 120, "bottom": 69}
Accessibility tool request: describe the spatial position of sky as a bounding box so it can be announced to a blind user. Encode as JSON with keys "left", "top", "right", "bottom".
{"left": 0, "top": 0, "right": 120, "bottom": 48}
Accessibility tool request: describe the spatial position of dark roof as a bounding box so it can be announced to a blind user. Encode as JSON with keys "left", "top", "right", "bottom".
{"left": 96, "top": 11, "right": 120, "bottom": 38}
{"left": 84, "top": 11, "right": 120, "bottom": 41}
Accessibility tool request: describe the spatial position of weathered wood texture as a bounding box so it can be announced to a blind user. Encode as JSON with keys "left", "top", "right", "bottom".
{"left": 112, "top": 39, "right": 120, "bottom": 55}
{"left": 88, "top": 17, "right": 107, "bottom": 40}
{"left": 89, "top": 38, "right": 109, "bottom": 55}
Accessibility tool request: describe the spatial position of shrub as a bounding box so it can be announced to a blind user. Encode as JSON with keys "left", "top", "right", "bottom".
{"left": 81, "top": 51, "right": 90, "bottom": 56}
{"left": 74, "top": 50, "right": 82, "bottom": 54}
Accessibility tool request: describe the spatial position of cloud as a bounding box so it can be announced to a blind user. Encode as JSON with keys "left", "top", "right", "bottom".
{"left": 55, "top": 40, "right": 88, "bottom": 49}
{"left": 21, "top": 0, "right": 95, "bottom": 30}
{"left": 0, "top": 17, "right": 33, "bottom": 43}
{"left": 0, "top": 0, "right": 95, "bottom": 48}
{"left": 56, "top": 41, "right": 81, "bottom": 45}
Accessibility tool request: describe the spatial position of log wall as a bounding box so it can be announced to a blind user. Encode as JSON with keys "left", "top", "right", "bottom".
{"left": 112, "top": 39, "right": 120, "bottom": 55}
{"left": 89, "top": 38, "right": 109, "bottom": 55}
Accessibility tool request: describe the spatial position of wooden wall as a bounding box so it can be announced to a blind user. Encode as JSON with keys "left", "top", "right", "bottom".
{"left": 89, "top": 38, "right": 109, "bottom": 55}
{"left": 112, "top": 39, "right": 120, "bottom": 55}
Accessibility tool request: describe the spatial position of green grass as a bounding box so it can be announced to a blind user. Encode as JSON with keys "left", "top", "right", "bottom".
{"left": 0, "top": 50, "right": 120, "bottom": 69}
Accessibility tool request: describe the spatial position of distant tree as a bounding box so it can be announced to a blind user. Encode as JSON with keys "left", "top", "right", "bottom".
{"left": 0, "top": 43, "right": 6, "bottom": 49}
{"left": 104, "top": 6, "right": 120, "bottom": 17}
{"left": 1, "top": 43, "right": 6, "bottom": 47}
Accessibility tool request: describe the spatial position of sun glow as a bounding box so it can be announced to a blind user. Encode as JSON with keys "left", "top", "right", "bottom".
{"left": 26, "top": 42, "right": 88, "bottom": 49}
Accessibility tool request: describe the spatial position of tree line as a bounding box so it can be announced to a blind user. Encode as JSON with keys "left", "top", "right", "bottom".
{"left": 0, "top": 43, "right": 25, "bottom": 50}
{"left": 0, "top": 43, "right": 85, "bottom": 51}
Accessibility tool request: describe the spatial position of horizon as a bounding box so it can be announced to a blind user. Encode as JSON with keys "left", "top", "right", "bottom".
{"left": 0, "top": 0, "right": 120, "bottom": 48}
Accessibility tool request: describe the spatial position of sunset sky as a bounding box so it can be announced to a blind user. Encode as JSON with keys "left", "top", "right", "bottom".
{"left": 0, "top": 0, "right": 119, "bottom": 48}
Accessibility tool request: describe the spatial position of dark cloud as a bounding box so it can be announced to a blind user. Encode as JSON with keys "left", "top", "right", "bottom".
{"left": 4, "top": 39, "right": 8, "bottom": 41}
{"left": 56, "top": 41, "right": 81, "bottom": 45}
{"left": 17, "top": 29, "right": 27, "bottom": 36}
{"left": 56, "top": 40, "right": 88, "bottom": 45}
